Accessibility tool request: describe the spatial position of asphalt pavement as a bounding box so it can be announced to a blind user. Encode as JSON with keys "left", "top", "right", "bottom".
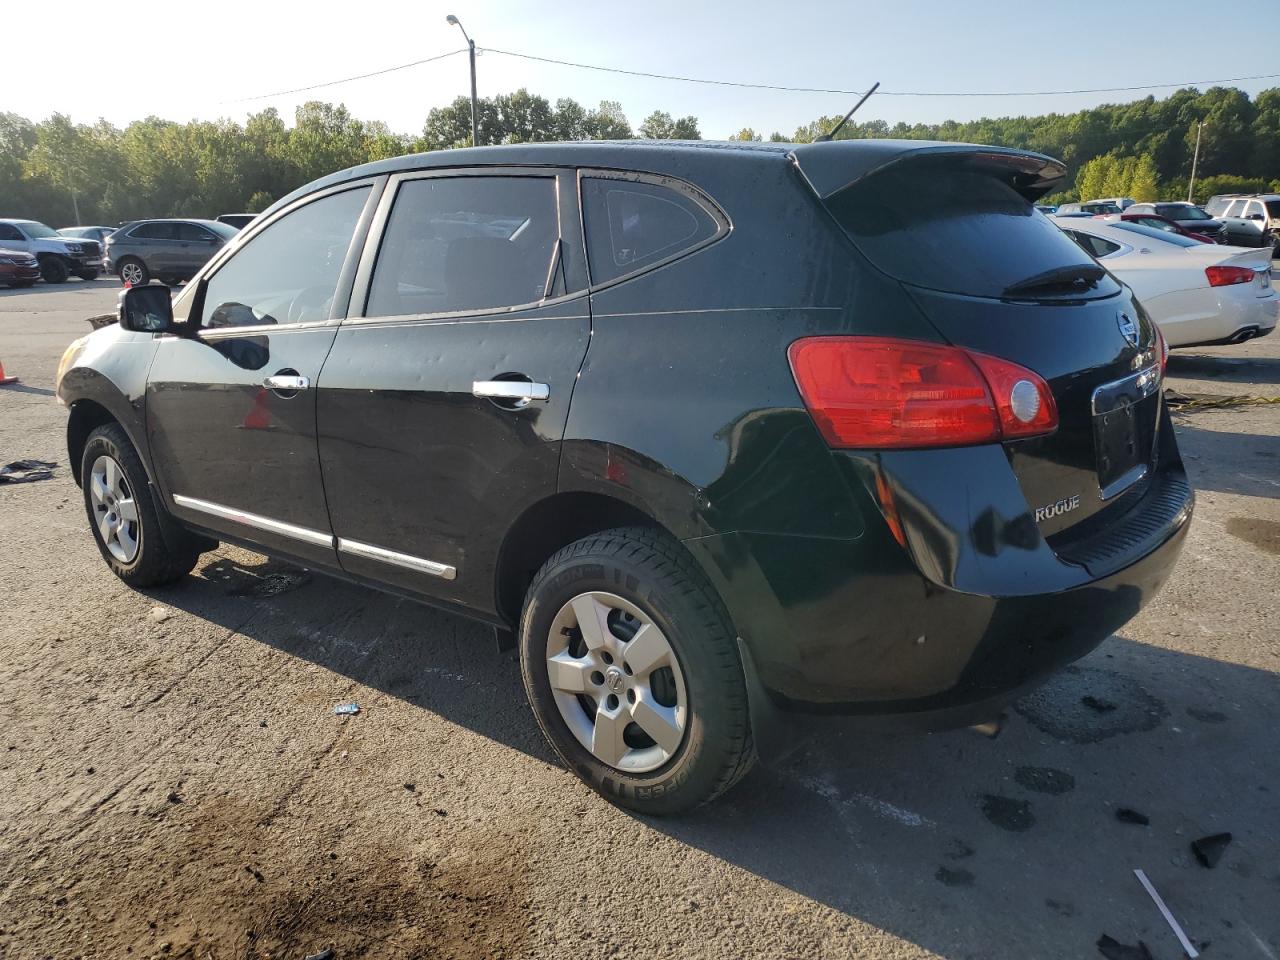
{"left": 1, "top": 278, "right": 1277, "bottom": 960}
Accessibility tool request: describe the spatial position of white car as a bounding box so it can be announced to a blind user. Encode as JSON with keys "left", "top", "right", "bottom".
{"left": 1051, "top": 217, "right": 1278, "bottom": 348}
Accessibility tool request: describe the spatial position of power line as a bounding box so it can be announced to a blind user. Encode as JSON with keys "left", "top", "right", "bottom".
{"left": 226, "top": 49, "right": 467, "bottom": 103}
{"left": 481, "top": 48, "right": 1280, "bottom": 98}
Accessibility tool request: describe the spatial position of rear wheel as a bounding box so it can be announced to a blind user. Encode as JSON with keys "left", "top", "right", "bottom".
{"left": 40, "top": 257, "right": 69, "bottom": 284}
{"left": 519, "top": 526, "right": 755, "bottom": 814}
{"left": 77, "top": 269, "right": 100, "bottom": 281}
{"left": 117, "top": 258, "right": 149, "bottom": 287}
{"left": 81, "top": 423, "right": 205, "bottom": 586}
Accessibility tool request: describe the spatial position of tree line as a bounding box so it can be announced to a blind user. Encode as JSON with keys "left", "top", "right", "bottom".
{"left": 2, "top": 85, "right": 1278, "bottom": 226}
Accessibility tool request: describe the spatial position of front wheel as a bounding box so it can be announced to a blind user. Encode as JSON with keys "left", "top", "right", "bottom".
{"left": 40, "top": 257, "right": 69, "bottom": 284}
{"left": 117, "top": 258, "right": 149, "bottom": 287}
{"left": 77, "top": 269, "right": 100, "bottom": 281}
{"left": 519, "top": 526, "right": 755, "bottom": 814}
{"left": 81, "top": 423, "right": 206, "bottom": 586}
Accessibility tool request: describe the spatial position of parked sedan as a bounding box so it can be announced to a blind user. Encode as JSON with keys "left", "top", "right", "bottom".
{"left": 1054, "top": 218, "right": 1277, "bottom": 347}
{"left": 0, "top": 248, "right": 41, "bottom": 287}
{"left": 105, "top": 219, "right": 238, "bottom": 286}
{"left": 57, "top": 139, "right": 1194, "bottom": 813}
{"left": 1124, "top": 202, "right": 1226, "bottom": 243}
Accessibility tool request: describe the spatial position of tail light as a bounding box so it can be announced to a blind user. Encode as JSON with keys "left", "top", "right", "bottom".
{"left": 1205, "top": 265, "right": 1254, "bottom": 287}
{"left": 788, "top": 337, "right": 1057, "bottom": 449}
{"left": 1153, "top": 322, "right": 1169, "bottom": 374}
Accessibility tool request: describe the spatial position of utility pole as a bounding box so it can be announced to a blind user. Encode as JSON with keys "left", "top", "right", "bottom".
{"left": 447, "top": 15, "right": 479, "bottom": 147}
{"left": 1187, "top": 121, "right": 1204, "bottom": 203}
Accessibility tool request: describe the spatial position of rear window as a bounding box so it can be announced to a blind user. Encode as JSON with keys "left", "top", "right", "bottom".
{"left": 581, "top": 177, "right": 719, "bottom": 285}
{"left": 825, "top": 160, "right": 1114, "bottom": 299}
{"left": 131, "top": 222, "right": 176, "bottom": 240}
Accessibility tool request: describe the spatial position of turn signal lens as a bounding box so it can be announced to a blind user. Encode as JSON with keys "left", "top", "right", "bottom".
{"left": 1205, "top": 265, "right": 1254, "bottom": 287}
{"left": 788, "top": 337, "right": 1058, "bottom": 449}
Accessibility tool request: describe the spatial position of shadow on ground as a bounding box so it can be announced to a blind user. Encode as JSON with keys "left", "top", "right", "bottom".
{"left": 1173, "top": 416, "right": 1280, "bottom": 500}
{"left": 144, "top": 550, "right": 1280, "bottom": 959}
{"left": 1167, "top": 352, "right": 1280, "bottom": 387}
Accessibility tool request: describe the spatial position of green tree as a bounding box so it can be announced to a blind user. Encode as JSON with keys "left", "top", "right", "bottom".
{"left": 639, "top": 111, "right": 700, "bottom": 140}
{"left": 728, "top": 128, "right": 762, "bottom": 142}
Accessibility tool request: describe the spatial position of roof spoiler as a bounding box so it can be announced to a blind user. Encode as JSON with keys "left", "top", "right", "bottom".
{"left": 789, "top": 140, "right": 1067, "bottom": 203}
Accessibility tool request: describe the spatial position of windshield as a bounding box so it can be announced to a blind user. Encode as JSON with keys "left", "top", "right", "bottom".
{"left": 1157, "top": 204, "right": 1210, "bottom": 221}
{"left": 1111, "top": 221, "right": 1201, "bottom": 247}
{"left": 21, "top": 221, "right": 60, "bottom": 238}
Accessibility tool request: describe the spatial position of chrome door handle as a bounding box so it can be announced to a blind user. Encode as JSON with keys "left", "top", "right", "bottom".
{"left": 262, "top": 374, "right": 309, "bottom": 391}
{"left": 472, "top": 380, "right": 550, "bottom": 402}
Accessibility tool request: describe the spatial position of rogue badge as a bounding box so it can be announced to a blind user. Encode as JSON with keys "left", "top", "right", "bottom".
{"left": 1035, "top": 494, "right": 1081, "bottom": 523}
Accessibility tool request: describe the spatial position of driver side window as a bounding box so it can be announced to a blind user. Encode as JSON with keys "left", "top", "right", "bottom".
{"left": 200, "top": 186, "right": 371, "bottom": 329}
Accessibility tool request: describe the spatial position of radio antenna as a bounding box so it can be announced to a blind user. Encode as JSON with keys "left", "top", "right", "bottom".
{"left": 814, "top": 81, "right": 881, "bottom": 143}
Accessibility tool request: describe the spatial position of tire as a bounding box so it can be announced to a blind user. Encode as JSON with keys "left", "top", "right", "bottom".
{"left": 77, "top": 269, "right": 100, "bottom": 281}
{"left": 519, "top": 526, "right": 755, "bottom": 815}
{"left": 117, "top": 258, "right": 149, "bottom": 287}
{"left": 40, "top": 256, "right": 69, "bottom": 284}
{"left": 80, "top": 423, "right": 206, "bottom": 587}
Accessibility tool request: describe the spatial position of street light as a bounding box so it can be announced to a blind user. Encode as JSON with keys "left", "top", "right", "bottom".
{"left": 446, "top": 14, "right": 479, "bottom": 147}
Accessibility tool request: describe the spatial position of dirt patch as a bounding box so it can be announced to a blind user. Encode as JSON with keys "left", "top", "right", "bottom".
{"left": 980, "top": 795, "right": 1035, "bottom": 833}
{"left": 201, "top": 555, "right": 314, "bottom": 597}
{"left": 1225, "top": 516, "right": 1280, "bottom": 556}
{"left": 1014, "top": 766, "right": 1075, "bottom": 796}
{"left": 12, "top": 796, "right": 533, "bottom": 960}
{"left": 935, "top": 866, "right": 974, "bottom": 888}
{"left": 1014, "top": 666, "right": 1168, "bottom": 744}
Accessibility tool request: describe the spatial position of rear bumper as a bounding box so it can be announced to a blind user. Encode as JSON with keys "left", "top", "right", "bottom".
{"left": 1150, "top": 286, "right": 1279, "bottom": 347}
{"left": 684, "top": 442, "right": 1192, "bottom": 723}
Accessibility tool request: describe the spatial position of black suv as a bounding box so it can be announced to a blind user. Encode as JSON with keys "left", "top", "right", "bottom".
{"left": 56, "top": 140, "right": 1193, "bottom": 813}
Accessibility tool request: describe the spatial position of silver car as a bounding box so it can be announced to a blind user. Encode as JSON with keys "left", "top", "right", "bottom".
{"left": 105, "top": 218, "right": 238, "bottom": 286}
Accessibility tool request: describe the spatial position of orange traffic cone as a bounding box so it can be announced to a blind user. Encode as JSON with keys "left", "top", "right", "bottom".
{"left": 0, "top": 358, "right": 17, "bottom": 385}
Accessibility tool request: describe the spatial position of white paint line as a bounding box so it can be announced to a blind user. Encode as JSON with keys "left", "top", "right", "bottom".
{"left": 1134, "top": 868, "right": 1199, "bottom": 958}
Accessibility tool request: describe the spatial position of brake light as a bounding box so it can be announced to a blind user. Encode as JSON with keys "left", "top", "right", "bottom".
{"left": 1205, "top": 265, "right": 1254, "bottom": 287}
{"left": 1153, "top": 322, "right": 1169, "bottom": 374}
{"left": 788, "top": 337, "right": 1058, "bottom": 449}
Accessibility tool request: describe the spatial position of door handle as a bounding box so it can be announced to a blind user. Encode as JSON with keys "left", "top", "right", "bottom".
{"left": 472, "top": 380, "right": 550, "bottom": 403}
{"left": 263, "top": 374, "right": 309, "bottom": 391}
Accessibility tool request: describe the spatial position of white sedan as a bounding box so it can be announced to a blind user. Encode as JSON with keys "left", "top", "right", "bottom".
{"left": 1051, "top": 217, "right": 1278, "bottom": 348}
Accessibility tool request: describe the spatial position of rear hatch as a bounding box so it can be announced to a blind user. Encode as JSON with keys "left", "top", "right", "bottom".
{"left": 792, "top": 141, "right": 1165, "bottom": 541}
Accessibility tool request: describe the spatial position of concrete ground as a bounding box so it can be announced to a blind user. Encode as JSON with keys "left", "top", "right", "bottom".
{"left": 1, "top": 278, "right": 1277, "bottom": 960}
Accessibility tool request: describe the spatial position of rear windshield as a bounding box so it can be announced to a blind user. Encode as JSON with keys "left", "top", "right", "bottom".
{"left": 824, "top": 160, "right": 1115, "bottom": 299}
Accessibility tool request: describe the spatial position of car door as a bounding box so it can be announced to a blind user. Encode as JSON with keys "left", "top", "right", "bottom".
{"left": 1219, "top": 200, "right": 1246, "bottom": 244}
{"left": 315, "top": 168, "right": 589, "bottom": 611}
{"left": 146, "top": 180, "right": 381, "bottom": 567}
{"left": 1240, "top": 200, "right": 1267, "bottom": 245}
{"left": 174, "top": 221, "right": 221, "bottom": 275}
{"left": 127, "top": 222, "right": 177, "bottom": 273}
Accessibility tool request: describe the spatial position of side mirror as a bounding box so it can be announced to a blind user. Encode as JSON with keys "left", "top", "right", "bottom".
{"left": 119, "top": 284, "right": 175, "bottom": 333}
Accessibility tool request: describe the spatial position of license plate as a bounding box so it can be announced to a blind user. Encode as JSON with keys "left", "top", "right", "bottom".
{"left": 1091, "top": 370, "right": 1160, "bottom": 499}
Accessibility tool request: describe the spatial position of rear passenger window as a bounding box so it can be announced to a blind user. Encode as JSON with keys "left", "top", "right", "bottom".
{"left": 581, "top": 177, "right": 719, "bottom": 285}
{"left": 132, "top": 222, "right": 176, "bottom": 240}
{"left": 367, "top": 176, "right": 559, "bottom": 318}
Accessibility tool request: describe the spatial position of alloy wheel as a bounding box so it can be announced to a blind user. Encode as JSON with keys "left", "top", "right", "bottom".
{"left": 89, "top": 454, "right": 139, "bottom": 563}
{"left": 545, "top": 591, "right": 688, "bottom": 773}
{"left": 120, "top": 262, "right": 145, "bottom": 286}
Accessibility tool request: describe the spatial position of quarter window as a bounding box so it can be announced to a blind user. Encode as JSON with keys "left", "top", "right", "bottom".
{"left": 1067, "top": 231, "right": 1123, "bottom": 259}
{"left": 367, "top": 176, "right": 560, "bottom": 318}
{"left": 581, "top": 177, "right": 719, "bottom": 285}
{"left": 200, "top": 186, "right": 370, "bottom": 329}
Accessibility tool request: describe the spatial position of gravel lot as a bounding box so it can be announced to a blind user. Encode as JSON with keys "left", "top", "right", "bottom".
{"left": 1, "top": 278, "right": 1278, "bottom": 960}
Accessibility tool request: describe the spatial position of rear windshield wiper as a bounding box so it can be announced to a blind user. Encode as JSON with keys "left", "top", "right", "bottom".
{"left": 1002, "top": 264, "right": 1106, "bottom": 298}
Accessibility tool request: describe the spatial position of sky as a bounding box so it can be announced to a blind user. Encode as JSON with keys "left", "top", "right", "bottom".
{"left": 14, "top": 0, "right": 1279, "bottom": 139}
